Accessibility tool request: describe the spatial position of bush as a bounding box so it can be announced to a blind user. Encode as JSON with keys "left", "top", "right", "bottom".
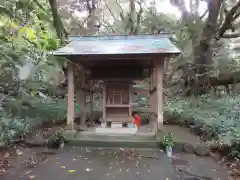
{"left": 165, "top": 95, "right": 240, "bottom": 157}
{"left": 0, "top": 98, "right": 80, "bottom": 146}
{"left": 47, "top": 128, "right": 66, "bottom": 149}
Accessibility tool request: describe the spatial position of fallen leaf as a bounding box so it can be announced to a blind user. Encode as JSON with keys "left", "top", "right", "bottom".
{"left": 0, "top": 169, "right": 6, "bottom": 173}
{"left": 85, "top": 168, "right": 92, "bottom": 172}
{"left": 16, "top": 150, "right": 23, "bottom": 156}
{"left": 3, "top": 152, "right": 10, "bottom": 158}
{"left": 68, "top": 170, "right": 76, "bottom": 173}
{"left": 25, "top": 170, "right": 33, "bottom": 174}
{"left": 29, "top": 175, "right": 36, "bottom": 179}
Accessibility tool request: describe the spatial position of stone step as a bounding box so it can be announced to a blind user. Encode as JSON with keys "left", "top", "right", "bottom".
{"left": 96, "top": 127, "right": 137, "bottom": 134}
{"left": 77, "top": 132, "right": 156, "bottom": 141}
{"left": 64, "top": 129, "right": 156, "bottom": 148}
{"left": 67, "top": 138, "right": 158, "bottom": 148}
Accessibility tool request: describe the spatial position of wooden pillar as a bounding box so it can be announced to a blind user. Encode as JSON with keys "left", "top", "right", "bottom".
{"left": 149, "top": 68, "right": 152, "bottom": 130}
{"left": 152, "top": 67, "right": 157, "bottom": 131}
{"left": 155, "top": 60, "right": 164, "bottom": 131}
{"left": 102, "top": 83, "right": 106, "bottom": 121}
{"left": 149, "top": 67, "right": 156, "bottom": 132}
{"left": 78, "top": 90, "right": 87, "bottom": 126}
{"left": 66, "top": 62, "right": 75, "bottom": 130}
{"left": 129, "top": 84, "right": 132, "bottom": 117}
{"left": 89, "top": 90, "right": 94, "bottom": 123}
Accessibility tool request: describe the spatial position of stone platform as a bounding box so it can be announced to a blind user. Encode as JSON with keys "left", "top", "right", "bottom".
{"left": 95, "top": 127, "right": 137, "bottom": 134}
{"left": 64, "top": 125, "right": 209, "bottom": 153}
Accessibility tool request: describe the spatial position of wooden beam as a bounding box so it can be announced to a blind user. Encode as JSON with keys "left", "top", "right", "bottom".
{"left": 66, "top": 61, "right": 75, "bottom": 130}
{"left": 89, "top": 77, "right": 145, "bottom": 81}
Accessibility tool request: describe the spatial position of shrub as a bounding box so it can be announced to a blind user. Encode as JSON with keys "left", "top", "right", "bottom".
{"left": 0, "top": 98, "right": 78, "bottom": 146}
{"left": 165, "top": 95, "right": 240, "bottom": 158}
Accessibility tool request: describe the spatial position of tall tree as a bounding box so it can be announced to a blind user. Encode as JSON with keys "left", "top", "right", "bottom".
{"left": 170, "top": 0, "right": 240, "bottom": 95}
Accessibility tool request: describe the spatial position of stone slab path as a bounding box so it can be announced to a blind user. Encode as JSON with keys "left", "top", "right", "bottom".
{"left": 1, "top": 147, "right": 228, "bottom": 180}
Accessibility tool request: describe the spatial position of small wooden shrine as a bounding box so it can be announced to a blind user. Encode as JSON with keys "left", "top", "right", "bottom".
{"left": 103, "top": 81, "right": 132, "bottom": 123}
{"left": 53, "top": 34, "right": 181, "bottom": 132}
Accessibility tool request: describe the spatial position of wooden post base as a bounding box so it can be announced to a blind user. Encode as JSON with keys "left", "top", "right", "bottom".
{"left": 65, "top": 123, "right": 75, "bottom": 131}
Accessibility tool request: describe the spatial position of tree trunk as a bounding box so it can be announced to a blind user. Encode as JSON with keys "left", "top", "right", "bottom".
{"left": 129, "top": 0, "right": 136, "bottom": 34}
{"left": 193, "top": 0, "right": 222, "bottom": 95}
{"left": 48, "top": 0, "right": 67, "bottom": 42}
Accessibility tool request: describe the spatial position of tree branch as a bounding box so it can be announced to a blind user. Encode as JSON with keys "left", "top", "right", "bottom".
{"left": 103, "top": 0, "right": 118, "bottom": 21}
{"left": 200, "top": 9, "right": 208, "bottom": 19}
{"left": 9, "top": 13, "right": 29, "bottom": 36}
{"left": 233, "top": 11, "right": 240, "bottom": 20}
{"left": 128, "top": 0, "right": 136, "bottom": 34}
{"left": 134, "top": 0, "right": 143, "bottom": 34}
{"left": 49, "top": 0, "right": 68, "bottom": 42}
{"left": 221, "top": 32, "right": 240, "bottom": 38}
{"left": 170, "top": 0, "right": 188, "bottom": 22}
{"left": 99, "top": 22, "right": 116, "bottom": 33}
{"left": 218, "top": 1, "right": 240, "bottom": 38}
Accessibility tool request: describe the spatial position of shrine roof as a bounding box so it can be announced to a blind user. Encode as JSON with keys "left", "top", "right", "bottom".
{"left": 53, "top": 34, "right": 181, "bottom": 56}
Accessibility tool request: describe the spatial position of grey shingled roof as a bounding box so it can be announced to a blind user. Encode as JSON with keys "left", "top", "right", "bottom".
{"left": 53, "top": 34, "right": 181, "bottom": 56}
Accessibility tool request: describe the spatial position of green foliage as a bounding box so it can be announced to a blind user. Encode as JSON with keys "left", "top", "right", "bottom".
{"left": 0, "top": 117, "right": 36, "bottom": 146}
{"left": 0, "top": 0, "right": 68, "bottom": 147}
{"left": 0, "top": 98, "right": 67, "bottom": 146}
{"left": 159, "top": 132, "right": 176, "bottom": 147}
{"left": 47, "top": 128, "right": 66, "bottom": 149}
{"left": 133, "top": 93, "right": 149, "bottom": 112}
{"left": 165, "top": 95, "right": 240, "bottom": 157}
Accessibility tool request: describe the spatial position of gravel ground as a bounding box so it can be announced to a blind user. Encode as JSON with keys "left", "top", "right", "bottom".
{"left": 1, "top": 146, "right": 229, "bottom": 180}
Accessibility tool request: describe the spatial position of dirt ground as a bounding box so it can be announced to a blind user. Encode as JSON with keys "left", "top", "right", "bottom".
{"left": 0, "top": 146, "right": 229, "bottom": 180}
